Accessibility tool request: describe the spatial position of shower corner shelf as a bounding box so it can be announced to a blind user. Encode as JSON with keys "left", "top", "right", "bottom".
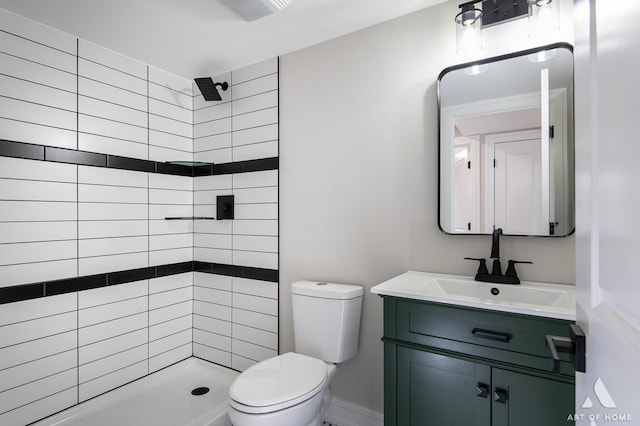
{"left": 164, "top": 217, "right": 215, "bottom": 220}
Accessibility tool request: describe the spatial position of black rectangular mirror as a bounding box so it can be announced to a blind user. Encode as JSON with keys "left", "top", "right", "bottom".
{"left": 438, "top": 43, "right": 574, "bottom": 237}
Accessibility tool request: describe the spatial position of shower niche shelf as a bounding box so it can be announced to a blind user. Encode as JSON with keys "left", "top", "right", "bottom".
{"left": 163, "top": 160, "right": 217, "bottom": 220}
{"left": 164, "top": 196, "right": 234, "bottom": 221}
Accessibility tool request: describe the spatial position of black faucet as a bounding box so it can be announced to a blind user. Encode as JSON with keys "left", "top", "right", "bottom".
{"left": 465, "top": 228, "right": 532, "bottom": 285}
{"left": 490, "top": 228, "right": 503, "bottom": 276}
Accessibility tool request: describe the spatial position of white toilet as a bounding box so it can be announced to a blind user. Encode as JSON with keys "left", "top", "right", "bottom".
{"left": 228, "top": 280, "right": 363, "bottom": 426}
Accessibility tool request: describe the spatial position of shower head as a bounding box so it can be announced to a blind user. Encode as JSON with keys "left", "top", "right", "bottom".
{"left": 194, "top": 77, "right": 229, "bottom": 101}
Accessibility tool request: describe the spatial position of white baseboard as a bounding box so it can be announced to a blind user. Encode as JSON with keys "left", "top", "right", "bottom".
{"left": 322, "top": 396, "right": 383, "bottom": 426}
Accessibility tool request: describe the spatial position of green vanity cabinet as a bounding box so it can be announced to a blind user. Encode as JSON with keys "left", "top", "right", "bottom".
{"left": 383, "top": 297, "right": 575, "bottom": 426}
{"left": 395, "top": 346, "right": 491, "bottom": 425}
{"left": 491, "top": 368, "right": 575, "bottom": 426}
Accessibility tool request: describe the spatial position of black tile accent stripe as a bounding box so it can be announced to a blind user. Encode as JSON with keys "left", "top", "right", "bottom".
{"left": 210, "top": 162, "right": 240, "bottom": 175}
{"left": 241, "top": 157, "right": 279, "bottom": 173}
{"left": 107, "top": 267, "right": 155, "bottom": 286}
{"left": 210, "top": 263, "right": 243, "bottom": 277}
{"left": 107, "top": 154, "right": 155, "bottom": 173}
{"left": 46, "top": 273, "right": 107, "bottom": 295}
{"left": 195, "top": 262, "right": 279, "bottom": 282}
{"left": 0, "top": 139, "right": 278, "bottom": 176}
{"left": 212, "top": 157, "right": 279, "bottom": 175}
{"left": 156, "top": 262, "right": 194, "bottom": 277}
{"left": 192, "top": 164, "right": 215, "bottom": 177}
{"left": 155, "top": 162, "right": 193, "bottom": 176}
{"left": 0, "top": 140, "right": 45, "bottom": 160}
{"left": 0, "top": 282, "right": 44, "bottom": 304}
{"left": 45, "top": 146, "right": 107, "bottom": 167}
{"left": 0, "top": 261, "right": 278, "bottom": 305}
{"left": 244, "top": 266, "right": 279, "bottom": 282}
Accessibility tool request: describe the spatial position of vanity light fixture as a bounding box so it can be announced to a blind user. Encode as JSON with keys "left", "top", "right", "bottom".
{"left": 528, "top": 0, "right": 560, "bottom": 41}
{"left": 194, "top": 77, "right": 228, "bottom": 102}
{"left": 481, "top": 0, "right": 529, "bottom": 27}
{"left": 455, "top": 1, "right": 484, "bottom": 57}
{"left": 455, "top": 0, "right": 561, "bottom": 57}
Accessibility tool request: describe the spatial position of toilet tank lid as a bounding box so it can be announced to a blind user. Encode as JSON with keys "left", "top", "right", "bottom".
{"left": 291, "top": 280, "right": 363, "bottom": 299}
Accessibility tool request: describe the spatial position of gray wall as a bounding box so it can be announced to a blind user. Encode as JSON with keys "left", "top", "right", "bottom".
{"left": 279, "top": 0, "right": 575, "bottom": 413}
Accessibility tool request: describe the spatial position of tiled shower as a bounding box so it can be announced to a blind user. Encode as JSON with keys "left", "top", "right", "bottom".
{"left": 0, "top": 8, "right": 278, "bottom": 425}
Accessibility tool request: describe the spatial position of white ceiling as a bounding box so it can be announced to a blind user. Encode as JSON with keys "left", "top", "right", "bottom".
{"left": 0, "top": 0, "right": 447, "bottom": 80}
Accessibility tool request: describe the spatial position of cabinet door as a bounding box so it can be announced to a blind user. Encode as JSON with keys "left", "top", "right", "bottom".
{"left": 492, "top": 368, "right": 575, "bottom": 426}
{"left": 396, "top": 346, "right": 491, "bottom": 426}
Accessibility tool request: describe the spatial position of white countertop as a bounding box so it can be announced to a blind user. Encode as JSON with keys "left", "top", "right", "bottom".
{"left": 371, "top": 271, "right": 576, "bottom": 321}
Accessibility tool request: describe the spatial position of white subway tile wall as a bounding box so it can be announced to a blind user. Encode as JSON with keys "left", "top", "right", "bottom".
{"left": 194, "top": 175, "right": 234, "bottom": 264}
{"left": 78, "top": 40, "right": 148, "bottom": 159}
{"left": 0, "top": 11, "right": 77, "bottom": 149}
{"left": 194, "top": 71, "right": 233, "bottom": 164}
{"left": 149, "top": 173, "right": 194, "bottom": 266}
{"left": 78, "top": 166, "right": 150, "bottom": 275}
{"left": 78, "top": 280, "right": 149, "bottom": 401}
{"left": 0, "top": 275, "right": 197, "bottom": 423}
{"left": 148, "top": 66, "right": 194, "bottom": 162}
{"left": 230, "top": 277, "right": 278, "bottom": 369}
{"left": 233, "top": 61, "right": 279, "bottom": 162}
{"left": 0, "top": 157, "right": 78, "bottom": 287}
{"left": 232, "top": 169, "right": 279, "bottom": 269}
{"left": 193, "top": 273, "right": 233, "bottom": 366}
{"left": 148, "top": 273, "right": 193, "bottom": 372}
{"left": 0, "top": 8, "right": 278, "bottom": 425}
{"left": 192, "top": 59, "right": 279, "bottom": 271}
{"left": 0, "top": 295, "right": 78, "bottom": 425}
{"left": 193, "top": 273, "right": 278, "bottom": 370}
{"left": 193, "top": 59, "right": 279, "bottom": 164}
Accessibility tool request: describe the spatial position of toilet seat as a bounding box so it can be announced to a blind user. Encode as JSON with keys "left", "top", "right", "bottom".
{"left": 229, "top": 352, "right": 328, "bottom": 414}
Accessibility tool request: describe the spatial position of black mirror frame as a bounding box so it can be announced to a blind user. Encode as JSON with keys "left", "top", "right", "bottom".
{"left": 436, "top": 42, "right": 575, "bottom": 237}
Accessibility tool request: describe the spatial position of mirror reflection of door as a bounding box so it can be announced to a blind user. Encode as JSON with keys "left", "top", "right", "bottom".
{"left": 453, "top": 137, "right": 480, "bottom": 232}
{"left": 448, "top": 90, "right": 568, "bottom": 236}
{"left": 488, "top": 130, "right": 543, "bottom": 235}
{"left": 453, "top": 106, "right": 542, "bottom": 234}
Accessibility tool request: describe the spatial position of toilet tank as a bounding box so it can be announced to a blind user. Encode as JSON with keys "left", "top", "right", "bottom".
{"left": 291, "top": 280, "right": 363, "bottom": 363}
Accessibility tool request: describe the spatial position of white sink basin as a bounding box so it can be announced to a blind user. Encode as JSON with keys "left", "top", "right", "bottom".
{"left": 371, "top": 271, "right": 575, "bottom": 320}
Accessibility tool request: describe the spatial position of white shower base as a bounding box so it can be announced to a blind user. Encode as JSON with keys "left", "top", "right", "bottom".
{"left": 33, "top": 357, "right": 239, "bottom": 426}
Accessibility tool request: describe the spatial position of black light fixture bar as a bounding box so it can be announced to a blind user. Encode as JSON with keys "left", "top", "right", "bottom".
{"left": 481, "top": 0, "right": 529, "bottom": 27}
{"left": 194, "top": 77, "right": 229, "bottom": 101}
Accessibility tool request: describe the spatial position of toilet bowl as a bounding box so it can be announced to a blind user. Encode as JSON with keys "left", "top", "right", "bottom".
{"left": 227, "top": 281, "right": 363, "bottom": 426}
{"left": 228, "top": 352, "right": 336, "bottom": 426}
